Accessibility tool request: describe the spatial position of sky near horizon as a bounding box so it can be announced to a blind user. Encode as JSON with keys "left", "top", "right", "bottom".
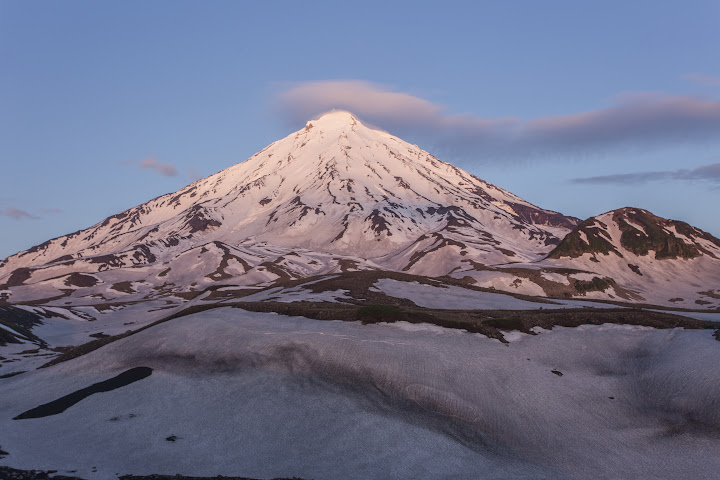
{"left": 1, "top": 0, "right": 719, "bottom": 259}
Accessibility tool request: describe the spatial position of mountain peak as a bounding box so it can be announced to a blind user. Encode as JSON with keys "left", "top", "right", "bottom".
{"left": 307, "top": 110, "right": 360, "bottom": 130}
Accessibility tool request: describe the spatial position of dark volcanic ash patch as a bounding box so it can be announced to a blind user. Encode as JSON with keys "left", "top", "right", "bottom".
{"left": 4, "top": 267, "right": 33, "bottom": 287}
{"left": 111, "top": 281, "right": 136, "bottom": 294}
{"left": 0, "top": 467, "right": 308, "bottom": 480}
{"left": 366, "top": 209, "right": 392, "bottom": 236}
{"left": 0, "top": 305, "right": 54, "bottom": 346}
{"left": 63, "top": 273, "right": 99, "bottom": 288}
{"left": 14, "top": 367, "right": 153, "bottom": 420}
{"left": 0, "top": 466, "right": 86, "bottom": 480}
{"left": 184, "top": 205, "right": 221, "bottom": 234}
{"left": 122, "top": 474, "right": 309, "bottom": 480}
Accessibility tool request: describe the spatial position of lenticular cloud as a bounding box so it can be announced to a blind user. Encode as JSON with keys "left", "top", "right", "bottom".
{"left": 276, "top": 80, "right": 720, "bottom": 161}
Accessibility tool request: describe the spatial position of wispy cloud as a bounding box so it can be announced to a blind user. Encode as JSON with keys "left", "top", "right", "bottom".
{"left": 275, "top": 80, "right": 720, "bottom": 161}
{"left": 0, "top": 207, "right": 39, "bottom": 220}
{"left": 684, "top": 73, "right": 720, "bottom": 87}
{"left": 572, "top": 162, "right": 720, "bottom": 185}
{"left": 275, "top": 80, "right": 512, "bottom": 143}
{"left": 139, "top": 158, "right": 178, "bottom": 177}
{"left": 120, "top": 157, "right": 178, "bottom": 177}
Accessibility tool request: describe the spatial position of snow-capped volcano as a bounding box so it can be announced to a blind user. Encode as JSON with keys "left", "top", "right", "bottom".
{"left": 0, "top": 111, "right": 580, "bottom": 303}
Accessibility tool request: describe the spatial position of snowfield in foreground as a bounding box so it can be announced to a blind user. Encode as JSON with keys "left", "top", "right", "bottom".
{"left": 1, "top": 308, "right": 719, "bottom": 480}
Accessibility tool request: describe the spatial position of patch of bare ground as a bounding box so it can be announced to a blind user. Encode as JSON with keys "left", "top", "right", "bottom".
{"left": 118, "top": 475, "right": 305, "bottom": 480}
{"left": 110, "top": 282, "right": 136, "bottom": 294}
{"left": 0, "top": 466, "right": 85, "bottom": 479}
{"left": 0, "top": 467, "right": 306, "bottom": 480}
{"left": 63, "top": 273, "right": 98, "bottom": 288}
{"left": 14, "top": 367, "right": 153, "bottom": 420}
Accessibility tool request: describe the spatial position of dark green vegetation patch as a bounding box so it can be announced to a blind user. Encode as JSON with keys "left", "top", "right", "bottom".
{"left": 547, "top": 207, "right": 720, "bottom": 261}
{"left": 574, "top": 277, "right": 614, "bottom": 294}
{"left": 615, "top": 209, "right": 703, "bottom": 260}
{"left": 484, "top": 316, "right": 524, "bottom": 331}
{"left": 547, "top": 218, "right": 620, "bottom": 259}
{"left": 356, "top": 304, "right": 438, "bottom": 325}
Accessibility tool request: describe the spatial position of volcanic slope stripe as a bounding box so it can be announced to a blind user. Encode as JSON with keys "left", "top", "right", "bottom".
{"left": 0, "top": 111, "right": 579, "bottom": 301}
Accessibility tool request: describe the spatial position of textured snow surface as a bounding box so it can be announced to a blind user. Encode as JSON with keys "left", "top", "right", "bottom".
{"left": 1, "top": 309, "right": 719, "bottom": 479}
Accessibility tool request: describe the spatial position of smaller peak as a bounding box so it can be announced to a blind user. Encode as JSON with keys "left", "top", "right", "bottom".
{"left": 306, "top": 110, "right": 360, "bottom": 129}
{"left": 608, "top": 207, "right": 654, "bottom": 219}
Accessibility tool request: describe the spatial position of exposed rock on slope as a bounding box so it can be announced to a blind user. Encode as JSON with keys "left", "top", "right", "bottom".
{"left": 0, "top": 111, "right": 579, "bottom": 304}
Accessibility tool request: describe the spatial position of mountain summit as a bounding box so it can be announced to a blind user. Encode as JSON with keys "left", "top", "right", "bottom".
{"left": 1, "top": 112, "right": 717, "bottom": 308}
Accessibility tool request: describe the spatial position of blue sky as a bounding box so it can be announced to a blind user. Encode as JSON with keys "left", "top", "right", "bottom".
{"left": 2, "top": 0, "right": 719, "bottom": 259}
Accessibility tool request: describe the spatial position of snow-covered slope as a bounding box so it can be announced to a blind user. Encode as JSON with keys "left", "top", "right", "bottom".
{"left": 2, "top": 308, "right": 719, "bottom": 479}
{"left": 0, "top": 111, "right": 578, "bottom": 304}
